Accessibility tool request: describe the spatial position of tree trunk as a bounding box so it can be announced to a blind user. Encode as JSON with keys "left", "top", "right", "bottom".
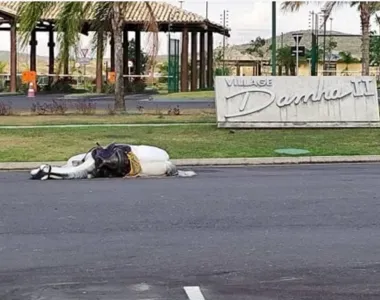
{"left": 360, "top": 2, "right": 371, "bottom": 76}
{"left": 290, "top": 62, "right": 296, "bottom": 76}
{"left": 285, "top": 65, "right": 289, "bottom": 76}
{"left": 96, "top": 29, "right": 104, "bottom": 94}
{"left": 111, "top": 2, "right": 125, "bottom": 111}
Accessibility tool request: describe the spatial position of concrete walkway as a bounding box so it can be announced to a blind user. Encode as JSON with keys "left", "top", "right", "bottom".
{"left": 2, "top": 155, "right": 380, "bottom": 170}
{"left": 0, "top": 93, "right": 215, "bottom": 110}
{"left": 0, "top": 123, "right": 215, "bottom": 129}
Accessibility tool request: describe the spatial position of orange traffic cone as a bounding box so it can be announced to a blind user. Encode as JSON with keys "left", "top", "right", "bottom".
{"left": 27, "top": 82, "right": 35, "bottom": 98}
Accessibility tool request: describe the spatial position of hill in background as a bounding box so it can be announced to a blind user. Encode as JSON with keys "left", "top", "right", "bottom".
{"left": 156, "top": 30, "right": 362, "bottom": 62}
{"left": 224, "top": 30, "right": 362, "bottom": 60}
{"left": 0, "top": 51, "right": 112, "bottom": 76}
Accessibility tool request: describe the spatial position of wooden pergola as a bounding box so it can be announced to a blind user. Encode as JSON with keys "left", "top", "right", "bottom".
{"left": 0, "top": 1, "right": 230, "bottom": 92}
{"left": 225, "top": 59, "right": 264, "bottom": 76}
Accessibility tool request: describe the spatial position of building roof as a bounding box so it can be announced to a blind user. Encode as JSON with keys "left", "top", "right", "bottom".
{"left": 0, "top": 1, "right": 229, "bottom": 35}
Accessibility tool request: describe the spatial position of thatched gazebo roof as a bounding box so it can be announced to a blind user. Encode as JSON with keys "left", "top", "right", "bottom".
{"left": 0, "top": 1, "right": 230, "bottom": 36}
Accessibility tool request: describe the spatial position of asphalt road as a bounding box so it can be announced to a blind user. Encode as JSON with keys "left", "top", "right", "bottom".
{"left": 1, "top": 164, "right": 380, "bottom": 300}
{"left": 1, "top": 94, "right": 215, "bottom": 111}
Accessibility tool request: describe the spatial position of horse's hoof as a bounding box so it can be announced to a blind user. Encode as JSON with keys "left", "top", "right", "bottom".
{"left": 30, "top": 165, "right": 49, "bottom": 180}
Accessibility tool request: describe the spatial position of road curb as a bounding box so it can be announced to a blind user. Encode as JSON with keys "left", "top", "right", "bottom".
{"left": 0, "top": 93, "right": 23, "bottom": 98}
{"left": 2, "top": 155, "right": 380, "bottom": 170}
{"left": 63, "top": 93, "right": 107, "bottom": 99}
{"left": 173, "top": 156, "right": 380, "bottom": 166}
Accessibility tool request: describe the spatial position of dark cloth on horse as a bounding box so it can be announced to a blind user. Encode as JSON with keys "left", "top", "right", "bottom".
{"left": 91, "top": 143, "right": 133, "bottom": 178}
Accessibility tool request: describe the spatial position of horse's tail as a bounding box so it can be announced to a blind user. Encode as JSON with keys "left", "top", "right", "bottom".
{"left": 166, "top": 161, "right": 197, "bottom": 178}
{"left": 177, "top": 170, "right": 197, "bottom": 177}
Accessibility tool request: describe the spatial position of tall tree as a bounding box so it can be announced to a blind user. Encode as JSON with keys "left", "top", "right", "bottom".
{"left": 281, "top": 1, "right": 380, "bottom": 75}
{"left": 276, "top": 46, "right": 296, "bottom": 76}
{"left": 369, "top": 30, "right": 380, "bottom": 71}
{"left": 338, "top": 51, "right": 359, "bottom": 72}
{"left": 245, "top": 36, "right": 266, "bottom": 58}
{"left": 16, "top": 1, "right": 158, "bottom": 112}
{"left": 111, "top": 1, "right": 124, "bottom": 110}
{"left": 326, "top": 38, "right": 338, "bottom": 61}
{"left": 128, "top": 38, "right": 149, "bottom": 74}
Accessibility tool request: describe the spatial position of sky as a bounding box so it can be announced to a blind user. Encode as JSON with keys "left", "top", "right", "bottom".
{"left": 0, "top": 0, "right": 377, "bottom": 59}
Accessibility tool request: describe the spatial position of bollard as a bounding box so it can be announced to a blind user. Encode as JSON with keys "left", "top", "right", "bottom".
{"left": 27, "top": 82, "right": 35, "bottom": 98}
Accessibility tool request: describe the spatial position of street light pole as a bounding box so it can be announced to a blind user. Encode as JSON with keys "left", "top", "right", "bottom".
{"left": 321, "top": 9, "right": 327, "bottom": 76}
{"left": 329, "top": 17, "right": 333, "bottom": 67}
{"left": 296, "top": 36, "right": 299, "bottom": 76}
{"left": 220, "top": 9, "right": 229, "bottom": 75}
{"left": 271, "top": 1, "right": 276, "bottom": 75}
{"left": 223, "top": 10, "right": 226, "bottom": 73}
{"left": 315, "top": 11, "right": 319, "bottom": 75}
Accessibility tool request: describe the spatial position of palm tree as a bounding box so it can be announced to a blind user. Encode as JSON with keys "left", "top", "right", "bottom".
{"left": 16, "top": 1, "right": 158, "bottom": 111}
{"left": 281, "top": 1, "right": 380, "bottom": 75}
{"left": 245, "top": 36, "right": 266, "bottom": 58}
{"left": 370, "top": 30, "right": 380, "bottom": 66}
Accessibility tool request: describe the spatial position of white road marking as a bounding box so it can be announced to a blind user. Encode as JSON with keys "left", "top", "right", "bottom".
{"left": 184, "top": 286, "right": 206, "bottom": 300}
{"left": 130, "top": 283, "right": 151, "bottom": 292}
{"left": 260, "top": 277, "right": 303, "bottom": 283}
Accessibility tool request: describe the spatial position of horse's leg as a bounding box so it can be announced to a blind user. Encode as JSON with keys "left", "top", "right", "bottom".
{"left": 30, "top": 164, "right": 49, "bottom": 179}
{"left": 63, "top": 153, "right": 88, "bottom": 167}
{"left": 31, "top": 153, "right": 88, "bottom": 178}
{"left": 30, "top": 155, "right": 96, "bottom": 180}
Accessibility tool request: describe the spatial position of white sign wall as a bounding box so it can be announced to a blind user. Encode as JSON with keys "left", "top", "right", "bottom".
{"left": 215, "top": 76, "right": 380, "bottom": 128}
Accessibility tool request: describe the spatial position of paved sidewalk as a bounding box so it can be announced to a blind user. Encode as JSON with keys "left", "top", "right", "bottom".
{"left": 1, "top": 155, "right": 380, "bottom": 170}
{"left": 0, "top": 123, "right": 214, "bottom": 129}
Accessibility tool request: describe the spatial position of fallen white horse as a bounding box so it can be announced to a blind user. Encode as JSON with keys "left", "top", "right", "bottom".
{"left": 30, "top": 143, "right": 196, "bottom": 180}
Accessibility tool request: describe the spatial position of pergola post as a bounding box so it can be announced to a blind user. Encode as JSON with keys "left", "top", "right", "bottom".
{"left": 48, "top": 25, "right": 55, "bottom": 84}
{"left": 123, "top": 26, "right": 129, "bottom": 87}
{"left": 206, "top": 31, "right": 213, "bottom": 88}
{"left": 110, "top": 35, "right": 115, "bottom": 71}
{"left": 135, "top": 30, "right": 141, "bottom": 81}
{"left": 63, "top": 33, "right": 69, "bottom": 79}
{"left": 181, "top": 27, "right": 189, "bottom": 92}
{"left": 191, "top": 31, "right": 197, "bottom": 91}
{"left": 10, "top": 19, "right": 17, "bottom": 93}
{"left": 96, "top": 30, "right": 103, "bottom": 93}
{"left": 199, "top": 31, "right": 206, "bottom": 89}
{"left": 29, "top": 29, "right": 37, "bottom": 72}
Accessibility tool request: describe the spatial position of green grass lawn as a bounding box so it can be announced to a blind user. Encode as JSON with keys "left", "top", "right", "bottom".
{"left": 1, "top": 125, "right": 380, "bottom": 162}
{"left": 155, "top": 90, "right": 215, "bottom": 99}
